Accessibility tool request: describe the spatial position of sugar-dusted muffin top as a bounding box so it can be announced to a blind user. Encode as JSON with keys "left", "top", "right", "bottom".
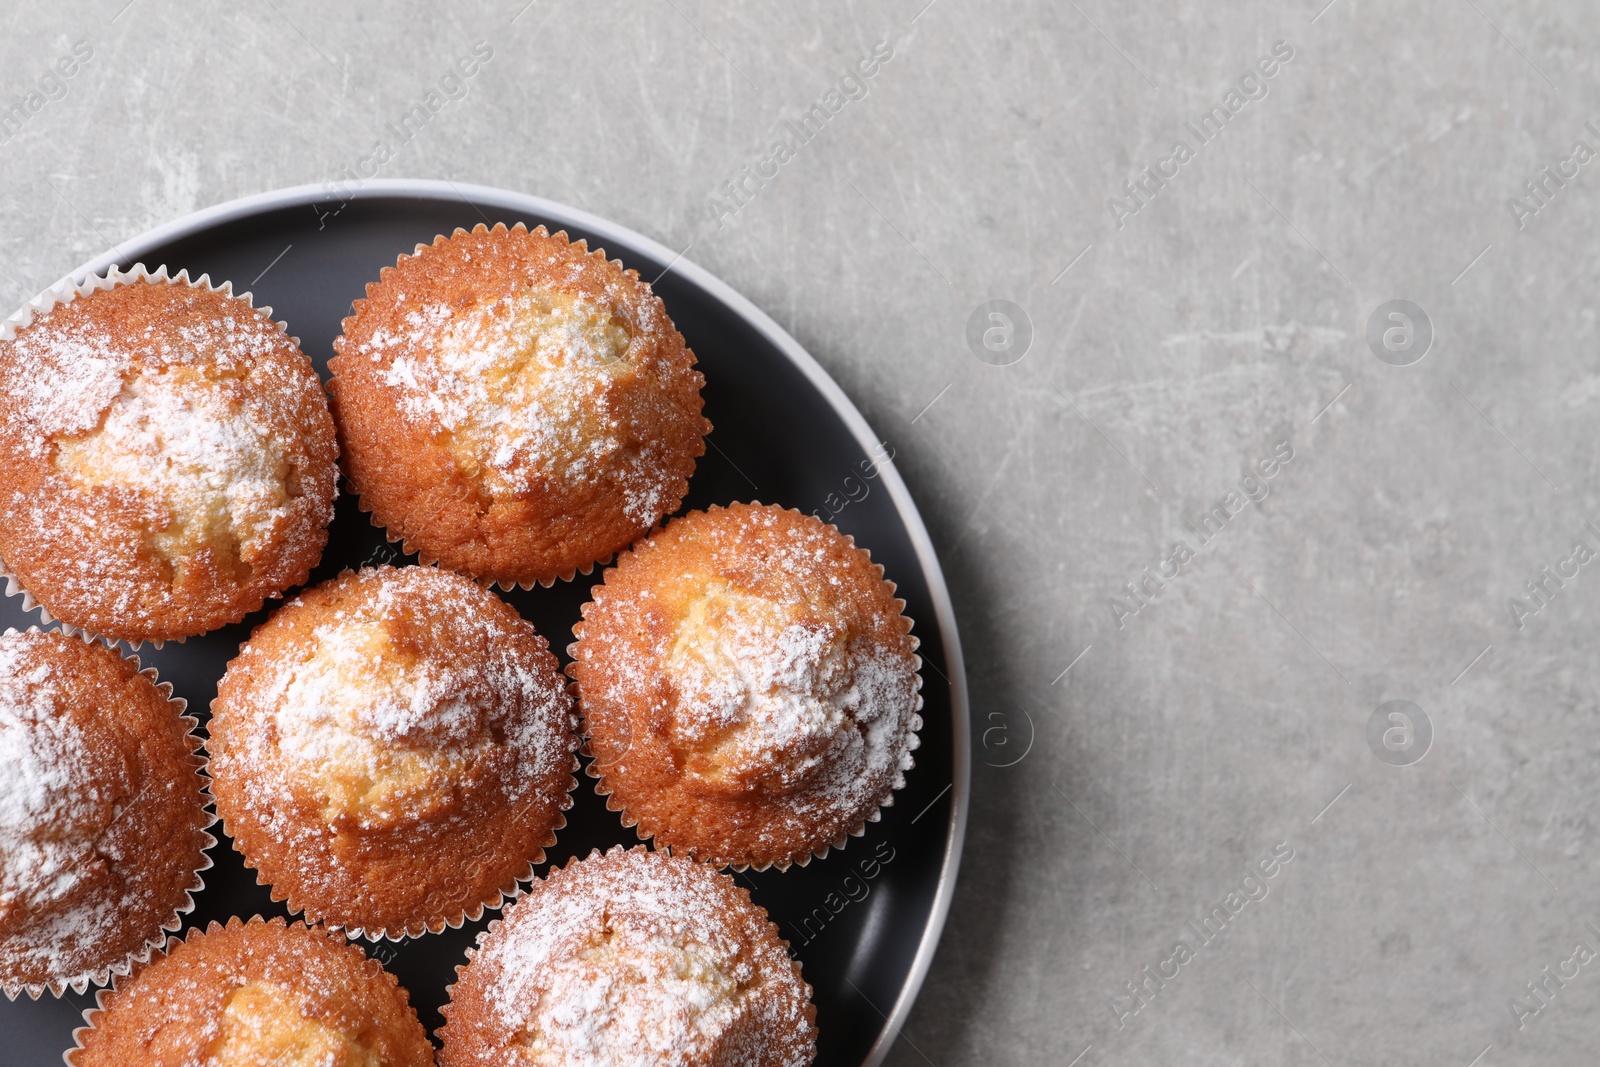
{"left": 0, "top": 272, "right": 339, "bottom": 644}
{"left": 69, "top": 917, "right": 435, "bottom": 1067}
{"left": 328, "top": 222, "right": 709, "bottom": 588}
{"left": 440, "top": 846, "right": 815, "bottom": 1067}
{"left": 208, "top": 565, "right": 578, "bottom": 939}
{"left": 571, "top": 504, "right": 922, "bottom": 870}
{"left": 0, "top": 630, "right": 210, "bottom": 997}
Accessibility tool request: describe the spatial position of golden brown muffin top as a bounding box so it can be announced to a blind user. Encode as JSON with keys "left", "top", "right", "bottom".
{"left": 0, "top": 273, "right": 339, "bottom": 644}
{"left": 208, "top": 565, "right": 578, "bottom": 939}
{"left": 70, "top": 916, "right": 435, "bottom": 1067}
{"left": 0, "top": 629, "right": 210, "bottom": 997}
{"left": 440, "top": 846, "right": 815, "bottom": 1067}
{"left": 328, "top": 223, "right": 708, "bottom": 587}
{"left": 571, "top": 504, "right": 922, "bottom": 871}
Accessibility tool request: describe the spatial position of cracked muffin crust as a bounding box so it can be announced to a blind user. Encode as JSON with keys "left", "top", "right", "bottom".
{"left": 208, "top": 565, "right": 579, "bottom": 939}
{"left": 328, "top": 222, "right": 709, "bottom": 588}
{"left": 69, "top": 917, "right": 435, "bottom": 1067}
{"left": 570, "top": 504, "right": 922, "bottom": 871}
{"left": 0, "top": 270, "right": 339, "bottom": 644}
{"left": 440, "top": 846, "right": 815, "bottom": 1067}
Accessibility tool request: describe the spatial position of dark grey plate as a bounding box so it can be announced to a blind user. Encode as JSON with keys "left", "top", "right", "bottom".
{"left": 0, "top": 180, "right": 969, "bottom": 1067}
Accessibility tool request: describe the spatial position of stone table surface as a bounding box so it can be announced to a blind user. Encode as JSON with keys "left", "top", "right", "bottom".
{"left": 4, "top": 2, "right": 1600, "bottom": 1065}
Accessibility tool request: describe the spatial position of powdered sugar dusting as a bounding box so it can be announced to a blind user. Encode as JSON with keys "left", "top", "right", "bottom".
{"left": 0, "top": 274, "right": 339, "bottom": 641}
{"left": 667, "top": 591, "right": 909, "bottom": 808}
{"left": 0, "top": 642, "right": 105, "bottom": 919}
{"left": 70, "top": 919, "right": 436, "bottom": 1065}
{"left": 235, "top": 567, "right": 571, "bottom": 829}
{"left": 6, "top": 326, "right": 125, "bottom": 451}
{"left": 0, "top": 632, "right": 204, "bottom": 990}
{"left": 271, "top": 619, "right": 492, "bottom": 828}
{"left": 585, "top": 507, "right": 921, "bottom": 854}
{"left": 364, "top": 287, "right": 675, "bottom": 526}
{"left": 469, "top": 849, "right": 811, "bottom": 1067}
{"left": 6, "top": 278, "right": 305, "bottom": 458}
{"left": 53, "top": 366, "right": 302, "bottom": 568}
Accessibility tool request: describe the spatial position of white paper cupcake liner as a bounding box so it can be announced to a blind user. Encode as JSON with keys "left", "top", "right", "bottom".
{"left": 436, "top": 845, "right": 818, "bottom": 1061}
{"left": 63, "top": 934, "right": 184, "bottom": 1067}
{"left": 248, "top": 808, "right": 568, "bottom": 945}
{"left": 350, "top": 506, "right": 613, "bottom": 592}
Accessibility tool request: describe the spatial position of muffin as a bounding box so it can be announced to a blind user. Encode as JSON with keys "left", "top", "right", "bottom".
{"left": 440, "top": 846, "right": 816, "bottom": 1067}
{"left": 208, "top": 565, "right": 579, "bottom": 939}
{"left": 0, "top": 265, "right": 339, "bottom": 645}
{"left": 68, "top": 916, "right": 435, "bottom": 1067}
{"left": 571, "top": 503, "right": 922, "bottom": 871}
{"left": 328, "top": 222, "right": 709, "bottom": 588}
{"left": 0, "top": 629, "right": 211, "bottom": 998}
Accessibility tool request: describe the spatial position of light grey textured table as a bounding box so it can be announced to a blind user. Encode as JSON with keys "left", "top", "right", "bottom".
{"left": 5, "top": 2, "right": 1599, "bottom": 1065}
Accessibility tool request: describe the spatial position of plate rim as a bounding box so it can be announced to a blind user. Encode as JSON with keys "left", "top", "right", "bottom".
{"left": 57, "top": 178, "right": 971, "bottom": 1067}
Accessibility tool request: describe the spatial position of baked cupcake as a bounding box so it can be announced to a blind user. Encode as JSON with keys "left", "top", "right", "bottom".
{"left": 571, "top": 504, "right": 922, "bottom": 870}
{"left": 0, "top": 629, "right": 211, "bottom": 998}
{"left": 208, "top": 565, "right": 579, "bottom": 939}
{"left": 0, "top": 266, "right": 339, "bottom": 645}
{"left": 328, "top": 222, "right": 709, "bottom": 588}
{"left": 440, "top": 846, "right": 815, "bottom": 1066}
{"left": 68, "top": 916, "right": 435, "bottom": 1067}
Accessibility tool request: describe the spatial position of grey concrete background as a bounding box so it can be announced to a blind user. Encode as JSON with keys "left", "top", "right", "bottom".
{"left": 3, "top": 1, "right": 1599, "bottom": 1064}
